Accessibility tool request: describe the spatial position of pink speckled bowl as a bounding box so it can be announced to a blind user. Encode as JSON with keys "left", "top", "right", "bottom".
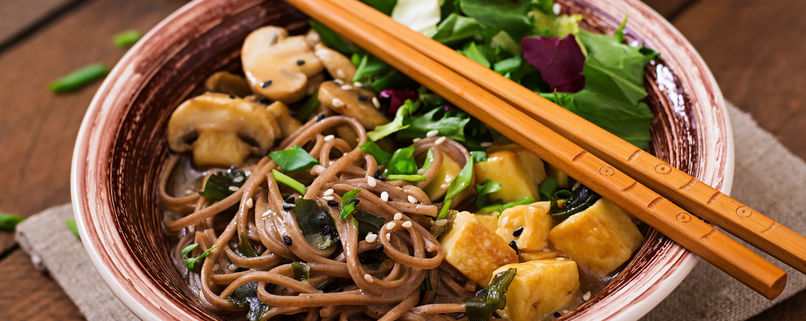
{"left": 71, "top": 0, "right": 733, "bottom": 320}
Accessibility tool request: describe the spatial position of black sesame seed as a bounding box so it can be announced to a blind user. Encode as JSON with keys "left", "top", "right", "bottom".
{"left": 315, "top": 114, "right": 325, "bottom": 122}
{"left": 327, "top": 200, "right": 339, "bottom": 207}
{"left": 296, "top": 59, "right": 305, "bottom": 66}
{"left": 513, "top": 226, "right": 524, "bottom": 237}
{"left": 554, "top": 312, "right": 562, "bottom": 318}
{"left": 358, "top": 95, "right": 369, "bottom": 101}
{"left": 228, "top": 94, "right": 235, "bottom": 99}
{"left": 377, "top": 175, "right": 387, "bottom": 181}
{"left": 508, "top": 240, "right": 519, "bottom": 254}
{"left": 282, "top": 203, "right": 294, "bottom": 211}
{"left": 321, "top": 225, "right": 332, "bottom": 235}
{"left": 258, "top": 97, "right": 271, "bottom": 105}
{"left": 262, "top": 80, "right": 273, "bottom": 88}
{"left": 348, "top": 199, "right": 360, "bottom": 206}
{"left": 285, "top": 196, "right": 296, "bottom": 203}
{"left": 375, "top": 244, "right": 384, "bottom": 252}
{"left": 283, "top": 235, "right": 293, "bottom": 246}
{"left": 373, "top": 169, "right": 382, "bottom": 178}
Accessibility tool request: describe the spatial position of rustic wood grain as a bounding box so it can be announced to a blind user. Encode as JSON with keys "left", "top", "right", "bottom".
{"left": 0, "top": 0, "right": 80, "bottom": 47}
{"left": 0, "top": 250, "right": 83, "bottom": 321}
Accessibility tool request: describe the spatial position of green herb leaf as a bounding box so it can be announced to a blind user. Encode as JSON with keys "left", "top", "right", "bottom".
{"left": 49, "top": 63, "right": 110, "bottom": 93}
{"left": 386, "top": 174, "right": 426, "bottom": 182}
{"left": 383, "top": 145, "right": 416, "bottom": 176}
{"left": 475, "top": 179, "right": 502, "bottom": 208}
{"left": 272, "top": 169, "right": 306, "bottom": 195}
{"left": 0, "top": 213, "right": 24, "bottom": 231}
{"left": 112, "top": 29, "right": 142, "bottom": 47}
{"left": 269, "top": 145, "right": 319, "bottom": 172}
{"left": 362, "top": 0, "right": 397, "bottom": 15}
{"left": 464, "top": 268, "right": 517, "bottom": 321}
{"left": 293, "top": 199, "right": 339, "bottom": 250}
{"left": 367, "top": 99, "right": 419, "bottom": 141}
{"left": 538, "top": 176, "right": 559, "bottom": 201}
{"left": 396, "top": 107, "right": 470, "bottom": 143}
{"left": 359, "top": 141, "right": 392, "bottom": 165}
{"left": 438, "top": 158, "right": 474, "bottom": 219}
{"left": 292, "top": 261, "right": 311, "bottom": 281}
{"left": 65, "top": 219, "right": 80, "bottom": 240}
{"left": 181, "top": 243, "right": 218, "bottom": 270}
{"left": 431, "top": 13, "right": 484, "bottom": 47}
{"left": 470, "top": 151, "right": 488, "bottom": 163}
{"left": 353, "top": 211, "right": 385, "bottom": 236}
{"left": 228, "top": 282, "right": 271, "bottom": 321}
{"left": 460, "top": 42, "right": 491, "bottom": 68}
{"left": 460, "top": 0, "right": 532, "bottom": 40}
{"left": 478, "top": 197, "right": 535, "bottom": 215}
{"left": 340, "top": 188, "right": 362, "bottom": 220}
{"left": 199, "top": 168, "right": 248, "bottom": 200}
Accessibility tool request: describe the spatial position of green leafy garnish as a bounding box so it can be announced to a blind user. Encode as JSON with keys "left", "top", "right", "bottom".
{"left": 475, "top": 179, "right": 502, "bottom": 208}
{"left": 397, "top": 107, "right": 471, "bottom": 143}
{"left": 65, "top": 219, "right": 80, "bottom": 240}
{"left": 362, "top": 0, "right": 397, "bottom": 15}
{"left": 50, "top": 63, "right": 110, "bottom": 93}
{"left": 199, "top": 168, "right": 248, "bottom": 200}
{"left": 460, "top": 42, "right": 491, "bottom": 68}
{"left": 181, "top": 243, "right": 218, "bottom": 270}
{"left": 352, "top": 52, "right": 410, "bottom": 91}
{"left": 292, "top": 261, "right": 310, "bottom": 281}
{"left": 228, "top": 282, "right": 271, "bottom": 321}
{"left": 460, "top": 0, "right": 532, "bottom": 40}
{"left": 237, "top": 233, "right": 258, "bottom": 257}
{"left": 0, "top": 213, "right": 25, "bottom": 231}
{"left": 294, "top": 199, "right": 338, "bottom": 250}
{"left": 383, "top": 145, "right": 417, "bottom": 176}
{"left": 386, "top": 174, "right": 426, "bottom": 182}
{"left": 340, "top": 188, "right": 362, "bottom": 220}
{"left": 550, "top": 186, "right": 600, "bottom": 221}
{"left": 431, "top": 13, "right": 483, "bottom": 46}
{"left": 464, "top": 268, "right": 517, "bottom": 321}
{"left": 438, "top": 158, "right": 474, "bottom": 219}
{"left": 470, "top": 150, "right": 488, "bottom": 162}
{"left": 538, "top": 176, "right": 559, "bottom": 201}
{"left": 353, "top": 211, "right": 385, "bottom": 236}
{"left": 269, "top": 145, "right": 319, "bottom": 172}
{"left": 367, "top": 99, "right": 419, "bottom": 141}
{"left": 359, "top": 141, "right": 392, "bottom": 165}
{"left": 479, "top": 197, "right": 535, "bottom": 215}
{"left": 112, "top": 30, "right": 142, "bottom": 47}
{"left": 272, "top": 169, "right": 306, "bottom": 195}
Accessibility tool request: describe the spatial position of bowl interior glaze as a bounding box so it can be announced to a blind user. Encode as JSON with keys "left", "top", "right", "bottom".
{"left": 72, "top": 0, "right": 732, "bottom": 320}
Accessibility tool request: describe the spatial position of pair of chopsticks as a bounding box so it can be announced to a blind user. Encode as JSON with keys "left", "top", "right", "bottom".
{"left": 285, "top": 0, "right": 806, "bottom": 299}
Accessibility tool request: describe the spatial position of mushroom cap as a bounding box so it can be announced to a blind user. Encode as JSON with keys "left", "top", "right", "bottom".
{"left": 241, "top": 26, "right": 324, "bottom": 104}
{"left": 204, "top": 71, "right": 253, "bottom": 97}
{"left": 318, "top": 81, "right": 389, "bottom": 129}
{"left": 166, "top": 93, "right": 281, "bottom": 166}
{"left": 314, "top": 43, "right": 357, "bottom": 83}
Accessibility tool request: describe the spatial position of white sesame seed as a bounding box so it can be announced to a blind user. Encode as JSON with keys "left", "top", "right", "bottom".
{"left": 480, "top": 142, "right": 492, "bottom": 147}
{"left": 630, "top": 40, "right": 641, "bottom": 47}
{"left": 367, "top": 176, "right": 377, "bottom": 187}
{"left": 407, "top": 195, "right": 417, "bottom": 204}
{"left": 228, "top": 186, "right": 239, "bottom": 192}
{"left": 394, "top": 213, "right": 402, "bottom": 221}
{"left": 261, "top": 209, "right": 274, "bottom": 218}
{"left": 385, "top": 233, "right": 391, "bottom": 241}
{"left": 434, "top": 219, "right": 448, "bottom": 226}
{"left": 245, "top": 198, "right": 253, "bottom": 208}
{"left": 322, "top": 195, "right": 335, "bottom": 201}
{"left": 332, "top": 98, "right": 345, "bottom": 108}
{"left": 557, "top": 257, "right": 566, "bottom": 261}
{"left": 553, "top": 3, "right": 561, "bottom": 15}
{"left": 582, "top": 291, "right": 591, "bottom": 301}
{"left": 372, "top": 97, "right": 380, "bottom": 108}
{"left": 337, "top": 70, "right": 346, "bottom": 79}
{"left": 363, "top": 274, "right": 374, "bottom": 283}
{"left": 365, "top": 232, "right": 377, "bottom": 243}
{"left": 227, "top": 264, "right": 238, "bottom": 271}
{"left": 386, "top": 222, "right": 396, "bottom": 230}
{"left": 434, "top": 137, "right": 446, "bottom": 145}
{"left": 323, "top": 188, "right": 334, "bottom": 196}
{"left": 412, "top": 138, "right": 421, "bottom": 143}
{"left": 561, "top": 310, "right": 569, "bottom": 314}
{"left": 426, "top": 130, "right": 439, "bottom": 138}
{"left": 324, "top": 134, "right": 334, "bottom": 142}
{"left": 334, "top": 78, "right": 344, "bottom": 85}
{"left": 341, "top": 85, "right": 353, "bottom": 91}
{"left": 353, "top": 82, "right": 363, "bottom": 88}
{"left": 380, "top": 191, "right": 389, "bottom": 201}
{"left": 184, "top": 189, "right": 194, "bottom": 195}
{"left": 402, "top": 221, "right": 413, "bottom": 228}
{"left": 233, "top": 176, "right": 244, "bottom": 183}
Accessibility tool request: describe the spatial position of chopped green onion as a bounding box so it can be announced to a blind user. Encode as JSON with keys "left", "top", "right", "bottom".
{"left": 49, "top": 63, "right": 110, "bottom": 93}
{"left": 470, "top": 150, "right": 488, "bottom": 162}
{"left": 292, "top": 261, "right": 311, "bottom": 281}
{"left": 478, "top": 197, "right": 535, "bottom": 215}
{"left": 112, "top": 29, "right": 142, "bottom": 47}
{"left": 272, "top": 169, "right": 306, "bottom": 195}
{"left": 65, "top": 219, "right": 80, "bottom": 240}
{"left": 269, "top": 145, "right": 319, "bottom": 172}
{"left": 383, "top": 145, "right": 416, "bottom": 176}
{"left": 538, "top": 177, "right": 559, "bottom": 201}
{"left": 340, "top": 188, "right": 362, "bottom": 220}
{"left": 359, "top": 141, "right": 392, "bottom": 165}
{"left": 0, "top": 213, "right": 25, "bottom": 231}
{"left": 181, "top": 243, "right": 218, "bottom": 270}
{"left": 502, "top": 197, "right": 534, "bottom": 212}
{"left": 438, "top": 158, "right": 474, "bottom": 219}
{"left": 386, "top": 174, "right": 426, "bottom": 182}
{"left": 475, "top": 179, "right": 502, "bottom": 208}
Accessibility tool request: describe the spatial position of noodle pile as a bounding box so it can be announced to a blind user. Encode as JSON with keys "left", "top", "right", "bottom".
{"left": 159, "top": 114, "right": 482, "bottom": 320}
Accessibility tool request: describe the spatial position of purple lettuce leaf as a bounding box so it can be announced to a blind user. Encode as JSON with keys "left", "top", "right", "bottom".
{"left": 522, "top": 34, "right": 586, "bottom": 92}
{"left": 378, "top": 88, "right": 419, "bottom": 115}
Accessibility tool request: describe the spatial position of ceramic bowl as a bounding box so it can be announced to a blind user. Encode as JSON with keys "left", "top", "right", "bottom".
{"left": 71, "top": 0, "right": 733, "bottom": 320}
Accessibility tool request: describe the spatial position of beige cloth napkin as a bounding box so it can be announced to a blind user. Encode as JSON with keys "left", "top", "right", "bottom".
{"left": 13, "top": 104, "right": 806, "bottom": 321}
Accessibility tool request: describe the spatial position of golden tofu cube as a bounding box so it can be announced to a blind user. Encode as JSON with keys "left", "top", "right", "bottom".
{"left": 475, "top": 150, "right": 539, "bottom": 203}
{"left": 424, "top": 152, "right": 462, "bottom": 200}
{"left": 487, "top": 142, "right": 547, "bottom": 186}
{"left": 474, "top": 214, "right": 499, "bottom": 233}
{"left": 440, "top": 211, "right": 518, "bottom": 285}
{"left": 549, "top": 199, "right": 643, "bottom": 276}
{"left": 493, "top": 259, "right": 580, "bottom": 321}
{"left": 547, "top": 164, "right": 570, "bottom": 188}
{"left": 496, "top": 202, "right": 552, "bottom": 252}
{"left": 519, "top": 250, "right": 558, "bottom": 261}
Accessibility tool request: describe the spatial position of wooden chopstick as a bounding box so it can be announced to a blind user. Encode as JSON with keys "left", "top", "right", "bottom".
{"left": 325, "top": 0, "right": 806, "bottom": 278}
{"left": 283, "top": 0, "right": 787, "bottom": 298}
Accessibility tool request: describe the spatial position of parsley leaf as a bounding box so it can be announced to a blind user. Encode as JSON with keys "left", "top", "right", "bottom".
{"left": 269, "top": 145, "right": 319, "bottom": 172}
{"left": 199, "top": 168, "right": 248, "bottom": 200}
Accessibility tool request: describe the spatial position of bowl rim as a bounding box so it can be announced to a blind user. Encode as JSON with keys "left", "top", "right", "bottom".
{"left": 71, "top": 0, "right": 734, "bottom": 320}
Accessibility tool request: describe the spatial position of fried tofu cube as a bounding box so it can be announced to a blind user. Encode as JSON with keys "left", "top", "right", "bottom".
{"left": 493, "top": 259, "right": 580, "bottom": 321}
{"left": 549, "top": 199, "right": 643, "bottom": 276}
{"left": 547, "top": 164, "right": 570, "bottom": 188}
{"left": 487, "top": 142, "right": 547, "bottom": 186}
{"left": 424, "top": 152, "right": 462, "bottom": 200}
{"left": 495, "top": 202, "right": 552, "bottom": 252}
{"left": 519, "top": 250, "right": 558, "bottom": 261}
{"left": 474, "top": 214, "right": 499, "bottom": 233}
{"left": 440, "top": 211, "right": 518, "bottom": 285}
{"left": 475, "top": 150, "right": 539, "bottom": 203}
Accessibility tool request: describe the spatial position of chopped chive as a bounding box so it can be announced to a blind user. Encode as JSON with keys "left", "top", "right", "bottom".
{"left": 0, "top": 213, "right": 25, "bottom": 231}
{"left": 65, "top": 219, "right": 80, "bottom": 240}
{"left": 272, "top": 169, "right": 306, "bottom": 195}
{"left": 49, "top": 63, "right": 110, "bottom": 93}
{"left": 112, "top": 29, "right": 142, "bottom": 47}
{"left": 386, "top": 174, "right": 426, "bottom": 182}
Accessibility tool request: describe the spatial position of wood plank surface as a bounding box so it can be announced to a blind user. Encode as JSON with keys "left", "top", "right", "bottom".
{"left": 0, "top": 0, "right": 80, "bottom": 47}
{"left": 0, "top": 250, "right": 83, "bottom": 321}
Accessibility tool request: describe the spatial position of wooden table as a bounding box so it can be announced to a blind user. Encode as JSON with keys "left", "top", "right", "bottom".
{"left": 0, "top": 0, "right": 803, "bottom": 319}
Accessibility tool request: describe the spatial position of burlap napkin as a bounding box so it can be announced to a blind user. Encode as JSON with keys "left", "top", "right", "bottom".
{"left": 13, "top": 104, "right": 806, "bottom": 321}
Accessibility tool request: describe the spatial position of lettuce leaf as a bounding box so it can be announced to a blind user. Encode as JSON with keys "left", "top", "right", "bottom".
{"left": 432, "top": 13, "right": 484, "bottom": 47}
{"left": 396, "top": 108, "right": 470, "bottom": 142}
{"left": 459, "top": 0, "right": 533, "bottom": 40}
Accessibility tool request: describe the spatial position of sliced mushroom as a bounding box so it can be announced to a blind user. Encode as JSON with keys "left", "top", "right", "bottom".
{"left": 241, "top": 26, "right": 324, "bottom": 104}
{"left": 204, "top": 71, "right": 253, "bottom": 97}
{"left": 314, "top": 43, "right": 357, "bottom": 83}
{"left": 306, "top": 72, "right": 325, "bottom": 96}
{"left": 265, "top": 101, "right": 302, "bottom": 138}
{"left": 305, "top": 29, "right": 321, "bottom": 48}
{"left": 318, "top": 81, "right": 388, "bottom": 129}
{"left": 166, "top": 93, "right": 281, "bottom": 167}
